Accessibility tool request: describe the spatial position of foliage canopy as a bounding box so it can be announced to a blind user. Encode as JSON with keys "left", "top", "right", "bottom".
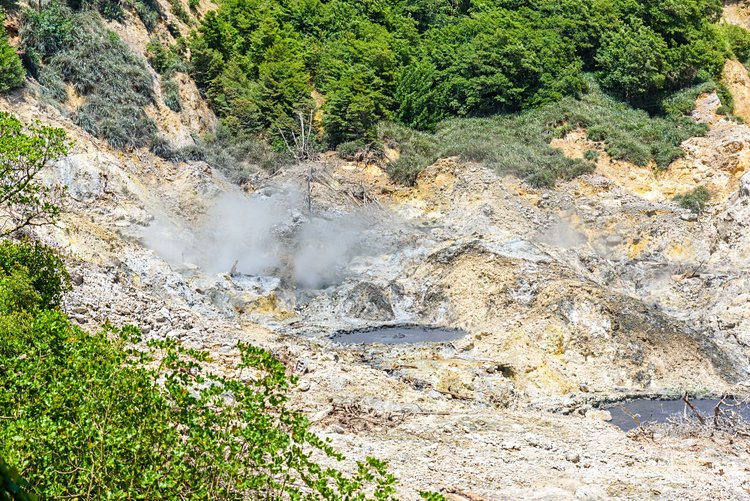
{"left": 190, "top": 0, "right": 732, "bottom": 145}
{"left": 0, "top": 16, "right": 24, "bottom": 93}
{"left": 0, "top": 112, "right": 69, "bottom": 236}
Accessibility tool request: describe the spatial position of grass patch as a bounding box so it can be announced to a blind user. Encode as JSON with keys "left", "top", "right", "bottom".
{"left": 382, "top": 77, "right": 712, "bottom": 187}
{"left": 22, "top": 5, "right": 158, "bottom": 151}
{"left": 162, "top": 78, "right": 181, "bottom": 112}
{"left": 168, "top": 0, "right": 192, "bottom": 25}
{"left": 673, "top": 185, "right": 711, "bottom": 213}
{"left": 716, "top": 82, "right": 735, "bottom": 116}
{"left": 153, "top": 124, "right": 287, "bottom": 183}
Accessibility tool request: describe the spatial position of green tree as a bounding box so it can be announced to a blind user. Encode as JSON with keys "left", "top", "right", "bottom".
{"left": 0, "top": 19, "right": 24, "bottom": 92}
{"left": 324, "top": 68, "right": 391, "bottom": 145}
{"left": 395, "top": 60, "right": 445, "bottom": 130}
{"left": 0, "top": 113, "right": 69, "bottom": 236}
{"left": 596, "top": 20, "right": 668, "bottom": 101}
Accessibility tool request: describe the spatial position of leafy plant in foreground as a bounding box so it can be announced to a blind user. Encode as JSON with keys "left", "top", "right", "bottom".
{"left": 0, "top": 251, "right": 399, "bottom": 498}
{"left": 0, "top": 112, "right": 69, "bottom": 236}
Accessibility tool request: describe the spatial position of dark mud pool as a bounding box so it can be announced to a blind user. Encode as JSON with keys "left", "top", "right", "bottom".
{"left": 332, "top": 325, "right": 466, "bottom": 345}
{"left": 607, "top": 398, "right": 750, "bottom": 431}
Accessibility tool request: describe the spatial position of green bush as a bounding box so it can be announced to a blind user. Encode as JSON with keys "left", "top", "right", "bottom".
{"left": 717, "top": 82, "right": 735, "bottom": 115}
{"left": 336, "top": 140, "right": 366, "bottom": 160}
{"left": 146, "top": 38, "right": 184, "bottom": 77}
{"left": 381, "top": 78, "right": 707, "bottom": 186}
{"left": 134, "top": 0, "right": 161, "bottom": 31}
{"left": 162, "top": 78, "right": 182, "bottom": 112}
{"left": 584, "top": 149, "right": 599, "bottom": 161}
{"left": 0, "top": 257, "right": 399, "bottom": 499}
{"left": 0, "top": 112, "right": 70, "bottom": 236}
{"left": 22, "top": 6, "right": 158, "bottom": 150}
{"left": 19, "top": 2, "right": 75, "bottom": 66}
{"left": 0, "top": 239, "right": 70, "bottom": 310}
{"left": 673, "top": 185, "right": 711, "bottom": 213}
{"left": 0, "top": 20, "right": 24, "bottom": 93}
{"left": 720, "top": 23, "right": 750, "bottom": 63}
{"left": 168, "top": 0, "right": 191, "bottom": 25}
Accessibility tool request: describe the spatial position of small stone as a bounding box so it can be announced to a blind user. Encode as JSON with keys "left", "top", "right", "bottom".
{"left": 155, "top": 307, "right": 172, "bottom": 323}
{"left": 566, "top": 452, "right": 581, "bottom": 463}
{"left": 310, "top": 406, "right": 333, "bottom": 423}
{"left": 328, "top": 424, "right": 346, "bottom": 434}
{"left": 500, "top": 441, "right": 521, "bottom": 451}
{"left": 731, "top": 294, "right": 749, "bottom": 306}
{"left": 575, "top": 485, "right": 605, "bottom": 500}
{"left": 681, "top": 213, "right": 698, "bottom": 222}
{"left": 605, "top": 235, "right": 622, "bottom": 246}
{"left": 298, "top": 380, "right": 311, "bottom": 392}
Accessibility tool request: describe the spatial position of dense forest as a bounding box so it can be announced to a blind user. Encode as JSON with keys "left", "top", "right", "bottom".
{"left": 4, "top": 0, "right": 750, "bottom": 185}
{"left": 189, "top": 0, "right": 742, "bottom": 140}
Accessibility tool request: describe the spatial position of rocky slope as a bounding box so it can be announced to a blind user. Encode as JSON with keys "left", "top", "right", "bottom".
{"left": 2, "top": 5, "right": 750, "bottom": 499}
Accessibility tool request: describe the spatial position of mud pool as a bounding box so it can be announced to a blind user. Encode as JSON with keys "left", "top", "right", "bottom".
{"left": 607, "top": 398, "right": 750, "bottom": 431}
{"left": 332, "top": 325, "right": 466, "bottom": 345}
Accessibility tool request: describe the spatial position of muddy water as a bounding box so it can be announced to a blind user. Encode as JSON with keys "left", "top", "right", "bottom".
{"left": 333, "top": 325, "right": 466, "bottom": 345}
{"left": 607, "top": 399, "right": 750, "bottom": 431}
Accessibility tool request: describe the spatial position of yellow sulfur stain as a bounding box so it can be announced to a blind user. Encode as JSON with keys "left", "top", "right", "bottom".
{"left": 246, "top": 294, "right": 295, "bottom": 321}
{"left": 527, "top": 362, "right": 576, "bottom": 394}
{"left": 664, "top": 241, "right": 695, "bottom": 261}
{"left": 627, "top": 234, "right": 651, "bottom": 260}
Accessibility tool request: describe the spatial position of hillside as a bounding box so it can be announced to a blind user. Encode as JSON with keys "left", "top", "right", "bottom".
{"left": 2, "top": 0, "right": 750, "bottom": 499}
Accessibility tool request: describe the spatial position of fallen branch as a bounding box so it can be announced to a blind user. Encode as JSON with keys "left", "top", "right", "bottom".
{"left": 682, "top": 394, "right": 706, "bottom": 425}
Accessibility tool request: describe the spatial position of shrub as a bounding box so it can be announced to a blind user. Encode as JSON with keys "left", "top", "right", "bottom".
{"left": 20, "top": 2, "right": 75, "bottom": 73}
{"left": 720, "top": 23, "right": 750, "bottom": 64}
{"left": 386, "top": 154, "right": 427, "bottom": 186}
{"left": 135, "top": 0, "right": 161, "bottom": 31}
{"left": 673, "top": 185, "right": 711, "bottom": 213}
{"left": 165, "top": 125, "right": 286, "bottom": 181}
{"left": 162, "top": 78, "right": 182, "bottom": 112}
{"left": 23, "top": 7, "right": 159, "bottom": 150}
{"left": 0, "top": 239, "right": 70, "bottom": 310}
{"left": 146, "top": 38, "right": 184, "bottom": 77}
{"left": 0, "top": 20, "right": 24, "bottom": 92}
{"left": 0, "top": 258, "right": 399, "bottom": 499}
{"left": 716, "top": 82, "right": 734, "bottom": 115}
{"left": 75, "top": 96, "right": 157, "bottom": 150}
{"left": 168, "top": 0, "right": 191, "bottom": 25}
{"left": 336, "top": 140, "right": 365, "bottom": 160}
{"left": 0, "top": 112, "right": 70, "bottom": 236}
{"left": 584, "top": 149, "right": 599, "bottom": 161}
